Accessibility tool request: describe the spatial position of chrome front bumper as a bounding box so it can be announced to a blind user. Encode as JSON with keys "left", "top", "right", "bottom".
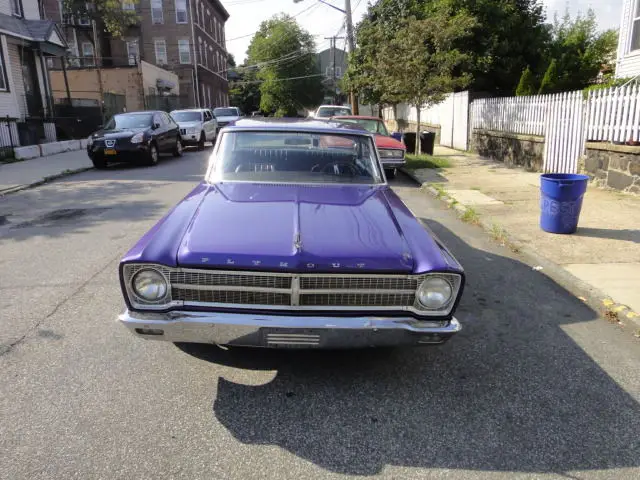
{"left": 382, "top": 159, "right": 407, "bottom": 168}
{"left": 119, "top": 310, "right": 461, "bottom": 348}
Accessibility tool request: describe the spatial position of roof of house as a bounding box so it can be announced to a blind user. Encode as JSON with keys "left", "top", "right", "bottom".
{"left": 0, "top": 13, "right": 66, "bottom": 51}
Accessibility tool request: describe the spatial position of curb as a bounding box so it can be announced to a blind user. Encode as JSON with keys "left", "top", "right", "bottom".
{"left": 0, "top": 167, "right": 94, "bottom": 197}
{"left": 400, "top": 167, "right": 640, "bottom": 333}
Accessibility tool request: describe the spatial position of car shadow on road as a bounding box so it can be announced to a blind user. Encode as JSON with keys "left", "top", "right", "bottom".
{"left": 176, "top": 221, "right": 640, "bottom": 476}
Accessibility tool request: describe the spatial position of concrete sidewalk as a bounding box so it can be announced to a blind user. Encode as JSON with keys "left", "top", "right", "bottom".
{"left": 0, "top": 150, "right": 92, "bottom": 195}
{"left": 407, "top": 146, "right": 640, "bottom": 324}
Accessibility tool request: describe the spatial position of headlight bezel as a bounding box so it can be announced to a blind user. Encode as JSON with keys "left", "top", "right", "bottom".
{"left": 379, "top": 148, "right": 405, "bottom": 159}
{"left": 122, "top": 264, "right": 177, "bottom": 310}
{"left": 416, "top": 276, "right": 454, "bottom": 310}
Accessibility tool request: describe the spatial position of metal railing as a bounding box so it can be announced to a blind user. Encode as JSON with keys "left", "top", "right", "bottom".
{"left": 48, "top": 56, "right": 140, "bottom": 70}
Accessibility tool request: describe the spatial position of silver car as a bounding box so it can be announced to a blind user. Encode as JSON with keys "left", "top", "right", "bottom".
{"left": 170, "top": 108, "right": 218, "bottom": 150}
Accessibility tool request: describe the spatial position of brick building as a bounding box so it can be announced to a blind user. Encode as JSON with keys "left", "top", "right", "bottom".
{"left": 42, "top": 0, "right": 229, "bottom": 109}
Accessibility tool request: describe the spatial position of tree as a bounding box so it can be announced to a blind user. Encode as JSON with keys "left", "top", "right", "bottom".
{"left": 246, "top": 15, "right": 323, "bottom": 117}
{"left": 447, "top": 0, "right": 550, "bottom": 94}
{"left": 229, "top": 67, "right": 261, "bottom": 114}
{"left": 62, "top": 1, "right": 140, "bottom": 39}
{"left": 227, "top": 53, "right": 236, "bottom": 68}
{"left": 516, "top": 67, "right": 536, "bottom": 96}
{"left": 375, "top": 3, "right": 476, "bottom": 152}
{"left": 544, "top": 9, "right": 618, "bottom": 92}
{"left": 539, "top": 59, "right": 559, "bottom": 94}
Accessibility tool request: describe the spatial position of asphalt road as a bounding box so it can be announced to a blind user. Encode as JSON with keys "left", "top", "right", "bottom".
{"left": 0, "top": 149, "right": 638, "bottom": 480}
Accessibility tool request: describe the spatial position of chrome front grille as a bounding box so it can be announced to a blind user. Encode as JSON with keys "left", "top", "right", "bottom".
{"left": 170, "top": 271, "right": 291, "bottom": 289}
{"left": 122, "top": 264, "right": 462, "bottom": 316}
{"left": 172, "top": 288, "right": 291, "bottom": 306}
{"left": 299, "top": 276, "right": 417, "bottom": 291}
{"left": 299, "top": 293, "right": 415, "bottom": 307}
{"left": 180, "top": 128, "right": 187, "bottom": 135}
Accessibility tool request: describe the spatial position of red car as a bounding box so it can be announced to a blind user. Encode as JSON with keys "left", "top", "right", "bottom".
{"left": 331, "top": 115, "right": 406, "bottom": 178}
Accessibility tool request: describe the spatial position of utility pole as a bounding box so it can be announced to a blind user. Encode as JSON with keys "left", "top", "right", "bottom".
{"left": 324, "top": 36, "right": 344, "bottom": 104}
{"left": 92, "top": 20, "right": 105, "bottom": 121}
{"left": 344, "top": 0, "right": 358, "bottom": 114}
{"left": 295, "top": 0, "right": 358, "bottom": 112}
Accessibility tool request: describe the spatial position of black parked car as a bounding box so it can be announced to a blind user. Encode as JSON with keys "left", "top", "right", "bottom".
{"left": 87, "top": 111, "right": 183, "bottom": 169}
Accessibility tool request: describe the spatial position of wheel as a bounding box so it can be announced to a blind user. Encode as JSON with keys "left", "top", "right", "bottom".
{"left": 385, "top": 168, "right": 396, "bottom": 179}
{"left": 198, "top": 131, "right": 205, "bottom": 150}
{"left": 91, "top": 157, "right": 107, "bottom": 169}
{"left": 146, "top": 143, "right": 159, "bottom": 166}
{"left": 173, "top": 137, "right": 184, "bottom": 157}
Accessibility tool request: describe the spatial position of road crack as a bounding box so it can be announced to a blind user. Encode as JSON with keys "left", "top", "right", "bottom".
{"left": 0, "top": 252, "right": 122, "bottom": 357}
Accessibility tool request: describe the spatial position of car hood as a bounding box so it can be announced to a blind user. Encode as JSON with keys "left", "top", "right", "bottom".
{"left": 94, "top": 127, "right": 148, "bottom": 139}
{"left": 375, "top": 134, "right": 406, "bottom": 150}
{"left": 216, "top": 116, "right": 240, "bottom": 123}
{"left": 122, "top": 182, "right": 459, "bottom": 274}
{"left": 177, "top": 183, "right": 418, "bottom": 272}
{"left": 176, "top": 121, "right": 202, "bottom": 129}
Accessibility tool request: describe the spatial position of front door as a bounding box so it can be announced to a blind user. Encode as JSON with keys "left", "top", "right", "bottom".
{"left": 21, "top": 47, "right": 43, "bottom": 117}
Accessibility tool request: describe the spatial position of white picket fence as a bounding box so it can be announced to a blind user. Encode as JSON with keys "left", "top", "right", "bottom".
{"left": 586, "top": 84, "right": 640, "bottom": 143}
{"left": 471, "top": 85, "right": 640, "bottom": 143}
{"left": 543, "top": 91, "right": 586, "bottom": 173}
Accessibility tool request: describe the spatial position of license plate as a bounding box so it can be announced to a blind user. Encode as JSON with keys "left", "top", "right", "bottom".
{"left": 104, "top": 148, "right": 117, "bottom": 155}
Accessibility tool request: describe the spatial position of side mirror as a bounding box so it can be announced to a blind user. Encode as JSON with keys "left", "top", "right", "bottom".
{"left": 152, "top": 122, "right": 160, "bottom": 130}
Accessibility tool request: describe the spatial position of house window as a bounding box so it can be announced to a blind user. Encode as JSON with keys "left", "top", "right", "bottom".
{"left": 151, "top": 0, "right": 163, "bottom": 24}
{"left": 0, "top": 43, "right": 8, "bottom": 91}
{"left": 176, "top": 0, "right": 187, "bottom": 24}
{"left": 204, "top": 42, "right": 208, "bottom": 68}
{"left": 632, "top": 1, "right": 640, "bottom": 51}
{"left": 126, "top": 40, "right": 139, "bottom": 65}
{"left": 199, "top": 40, "right": 203, "bottom": 65}
{"left": 178, "top": 39, "right": 191, "bottom": 64}
{"left": 335, "top": 66, "right": 342, "bottom": 78}
{"left": 82, "top": 42, "right": 95, "bottom": 66}
{"left": 11, "top": 0, "right": 22, "bottom": 17}
{"left": 207, "top": 86, "right": 211, "bottom": 108}
{"left": 154, "top": 39, "right": 167, "bottom": 65}
{"left": 122, "top": 0, "right": 135, "bottom": 10}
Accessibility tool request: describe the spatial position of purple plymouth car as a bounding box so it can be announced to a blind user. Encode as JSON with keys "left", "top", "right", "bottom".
{"left": 118, "top": 119, "right": 465, "bottom": 348}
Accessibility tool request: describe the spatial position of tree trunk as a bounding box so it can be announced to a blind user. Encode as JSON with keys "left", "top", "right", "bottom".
{"left": 415, "top": 104, "right": 421, "bottom": 155}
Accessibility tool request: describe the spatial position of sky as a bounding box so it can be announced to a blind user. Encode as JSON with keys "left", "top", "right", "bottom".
{"left": 221, "top": 0, "right": 623, "bottom": 64}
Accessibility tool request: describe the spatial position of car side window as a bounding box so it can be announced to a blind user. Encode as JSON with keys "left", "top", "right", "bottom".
{"left": 162, "top": 113, "right": 175, "bottom": 126}
{"left": 204, "top": 111, "right": 212, "bottom": 121}
{"left": 153, "top": 114, "right": 162, "bottom": 127}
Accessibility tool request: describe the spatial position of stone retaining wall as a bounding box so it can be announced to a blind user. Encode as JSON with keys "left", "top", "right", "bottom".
{"left": 583, "top": 143, "right": 640, "bottom": 194}
{"left": 471, "top": 129, "right": 544, "bottom": 171}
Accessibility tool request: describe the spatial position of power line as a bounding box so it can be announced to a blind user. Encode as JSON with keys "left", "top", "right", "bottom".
{"left": 229, "top": 73, "right": 324, "bottom": 85}
{"left": 226, "top": 1, "right": 322, "bottom": 42}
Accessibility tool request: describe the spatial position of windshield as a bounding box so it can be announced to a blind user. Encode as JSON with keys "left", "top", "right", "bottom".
{"left": 171, "top": 111, "right": 202, "bottom": 122}
{"left": 105, "top": 114, "right": 153, "bottom": 130}
{"left": 214, "top": 108, "right": 238, "bottom": 117}
{"left": 209, "top": 131, "right": 383, "bottom": 185}
{"left": 316, "top": 106, "right": 352, "bottom": 118}
{"left": 334, "top": 118, "right": 389, "bottom": 136}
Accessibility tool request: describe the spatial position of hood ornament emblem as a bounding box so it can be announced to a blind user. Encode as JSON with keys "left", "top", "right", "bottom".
{"left": 293, "top": 232, "right": 302, "bottom": 253}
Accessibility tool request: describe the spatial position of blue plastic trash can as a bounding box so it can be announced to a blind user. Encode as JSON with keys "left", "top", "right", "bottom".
{"left": 540, "top": 173, "right": 589, "bottom": 234}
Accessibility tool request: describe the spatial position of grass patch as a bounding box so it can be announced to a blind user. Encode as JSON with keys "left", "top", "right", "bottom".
{"left": 405, "top": 154, "right": 451, "bottom": 170}
{"left": 471, "top": 186, "right": 481, "bottom": 191}
{"left": 431, "top": 183, "right": 447, "bottom": 199}
{"left": 490, "top": 223, "right": 508, "bottom": 245}
{"left": 460, "top": 207, "right": 480, "bottom": 224}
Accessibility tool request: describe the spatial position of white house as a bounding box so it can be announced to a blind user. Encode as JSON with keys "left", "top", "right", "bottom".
{"left": 616, "top": 0, "right": 640, "bottom": 78}
{"left": 0, "top": 0, "right": 66, "bottom": 148}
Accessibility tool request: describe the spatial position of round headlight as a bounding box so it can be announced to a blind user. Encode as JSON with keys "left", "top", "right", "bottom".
{"left": 132, "top": 269, "right": 168, "bottom": 301}
{"left": 416, "top": 277, "right": 453, "bottom": 310}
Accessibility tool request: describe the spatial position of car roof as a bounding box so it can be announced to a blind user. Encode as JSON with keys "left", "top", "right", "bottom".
{"left": 224, "top": 118, "right": 374, "bottom": 136}
{"left": 332, "top": 115, "right": 382, "bottom": 121}
{"left": 317, "top": 105, "right": 351, "bottom": 109}
{"left": 115, "top": 111, "right": 159, "bottom": 115}
{"left": 171, "top": 108, "right": 208, "bottom": 113}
